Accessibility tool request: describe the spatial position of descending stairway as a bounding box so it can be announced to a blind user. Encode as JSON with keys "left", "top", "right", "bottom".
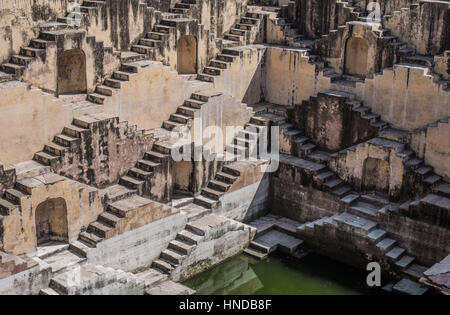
{"left": 297, "top": 211, "right": 430, "bottom": 295}
{"left": 168, "top": 0, "right": 198, "bottom": 15}
{"left": 193, "top": 109, "right": 287, "bottom": 210}
{"left": 0, "top": 22, "right": 85, "bottom": 80}
{"left": 197, "top": 11, "right": 266, "bottom": 83}
{"left": 151, "top": 221, "right": 202, "bottom": 275}
{"left": 40, "top": 264, "right": 144, "bottom": 295}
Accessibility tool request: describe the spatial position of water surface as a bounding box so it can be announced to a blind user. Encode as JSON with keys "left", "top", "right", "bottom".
{"left": 183, "top": 253, "right": 382, "bottom": 295}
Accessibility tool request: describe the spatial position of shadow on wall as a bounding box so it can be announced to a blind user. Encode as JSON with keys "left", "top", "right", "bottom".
{"left": 35, "top": 197, "right": 69, "bottom": 245}
{"left": 57, "top": 49, "right": 87, "bottom": 96}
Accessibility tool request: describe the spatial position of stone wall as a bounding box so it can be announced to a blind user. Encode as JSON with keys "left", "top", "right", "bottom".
{"left": 383, "top": 0, "right": 450, "bottom": 55}
{"left": 272, "top": 157, "right": 449, "bottom": 266}
{"left": 292, "top": 91, "right": 379, "bottom": 152}
{"left": 212, "top": 45, "right": 266, "bottom": 106}
{"left": 171, "top": 216, "right": 255, "bottom": 282}
{"left": 2, "top": 174, "right": 103, "bottom": 255}
{"left": 0, "top": 61, "right": 193, "bottom": 165}
{"left": 217, "top": 160, "right": 271, "bottom": 222}
{"left": 86, "top": 212, "right": 187, "bottom": 272}
{"left": 263, "top": 46, "right": 319, "bottom": 106}
{"left": 0, "top": 262, "right": 51, "bottom": 295}
{"left": 0, "top": 0, "right": 80, "bottom": 64}
{"left": 359, "top": 64, "right": 450, "bottom": 130}
{"left": 409, "top": 119, "right": 450, "bottom": 179}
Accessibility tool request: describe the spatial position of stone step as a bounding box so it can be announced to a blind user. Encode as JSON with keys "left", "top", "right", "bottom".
{"left": 103, "top": 184, "right": 136, "bottom": 203}
{"left": 221, "top": 165, "right": 241, "bottom": 177}
{"left": 128, "top": 167, "right": 152, "bottom": 180}
{"left": 168, "top": 239, "right": 194, "bottom": 255}
{"left": 87, "top": 221, "right": 114, "bottom": 238}
{"left": 249, "top": 240, "right": 271, "bottom": 254}
{"left": 433, "top": 183, "right": 450, "bottom": 198}
{"left": 163, "top": 120, "right": 184, "bottom": 131}
{"left": 200, "top": 187, "right": 223, "bottom": 200}
{"left": 53, "top": 133, "right": 80, "bottom": 149}
{"left": 33, "top": 151, "right": 58, "bottom": 166}
{"left": 107, "top": 195, "right": 153, "bottom": 217}
{"left": 392, "top": 278, "right": 428, "bottom": 295}
{"left": 423, "top": 174, "right": 442, "bottom": 185}
{"left": 79, "top": 231, "right": 102, "bottom": 247}
{"left": 151, "top": 259, "right": 174, "bottom": 274}
{"left": 170, "top": 113, "right": 191, "bottom": 124}
{"left": 332, "top": 212, "right": 377, "bottom": 235}
{"left": 119, "top": 175, "right": 144, "bottom": 191}
{"left": 386, "top": 246, "right": 406, "bottom": 261}
{"left": 63, "top": 124, "right": 88, "bottom": 138}
{"left": 216, "top": 171, "right": 238, "bottom": 184}
{"left": 367, "top": 229, "right": 387, "bottom": 243}
{"left": 4, "top": 188, "right": 27, "bottom": 204}
{"left": 420, "top": 194, "right": 450, "bottom": 212}
{"left": 98, "top": 211, "right": 122, "bottom": 228}
{"left": 184, "top": 98, "right": 205, "bottom": 109}
{"left": 136, "top": 159, "right": 160, "bottom": 172}
{"left": 176, "top": 229, "right": 203, "bottom": 245}
{"left": 177, "top": 106, "right": 197, "bottom": 117}
{"left": 323, "top": 178, "right": 344, "bottom": 190}
{"left": 331, "top": 185, "right": 352, "bottom": 197}
{"left": 144, "top": 150, "right": 167, "bottom": 163}
{"left": 208, "top": 179, "right": 230, "bottom": 192}
{"left": 376, "top": 238, "right": 397, "bottom": 253}
{"left": 243, "top": 247, "right": 268, "bottom": 260}
{"left": 395, "top": 255, "right": 415, "bottom": 269}
{"left": 44, "top": 142, "right": 66, "bottom": 156}
{"left": 0, "top": 198, "right": 18, "bottom": 215}
{"left": 349, "top": 200, "right": 380, "bottom": 218}
{"left": 194, "top": 194, "right": 218, "bottom": 209}
{"left": 404, "top": 264, "right": 428, "bottom": 281}
{"left": 160, "top": 249, "right": 185, "bottom": 265}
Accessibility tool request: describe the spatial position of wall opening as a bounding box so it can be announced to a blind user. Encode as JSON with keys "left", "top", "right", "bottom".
{"left": 177, "top": 35, "right": 197, "bottom": 74}
{"left": 362, "top": 157, "right": 390, "bottom": 194}
{"left": 344, "top": 37, "right": 369, "bottom": 77}
{"left": 35, "top": 198, "right": 68, "bottom": 245}
{"left": 57, "top": 49, "right": 87, "bottom": 95}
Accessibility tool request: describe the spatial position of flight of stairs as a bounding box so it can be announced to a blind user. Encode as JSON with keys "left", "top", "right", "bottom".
{"left": 197, "top": 11, "right": 266, "bottom": 83}
{"left": 168, "top": 0, "right": 198, "bottom": 15}
{"left": 56, "top": 0, "right": 106, "bottom": 27}
{"left": 297, "top": 211, "right": 431, "bottom": 295}
{"left": 151, "top": 221, "right": 202, "bottom": 275}
{"left": 193, "top": 110, "right": 286, "bottom": 210}
{"left": 0, "top": 22, "right": 85, "bottom": 80}
{"left": 40, "top": 264, "right": 144, "bottom": 295}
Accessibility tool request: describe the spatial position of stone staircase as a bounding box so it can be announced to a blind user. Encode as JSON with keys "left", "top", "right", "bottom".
{"left": 40, "top": 263, "right": 144, "bottom": 295}
{"left": 270, "top": 0, "right": 365, "bottom": 47}
{"left": 150, "top": 214, "right": 252, "bottom": 282}
{"left": 297, "top": 211, "right": 430, "bottom": 295}
{"left": 193, "top": 108, "right": 287, "bottom": 210}
{"left": 197, "top": 11, "right": 266, "bottom": 83}
{"left": 222, "top": 10, "right": 266, "bottom": 46}
{"left": 32, "top": 114, "right": 120, "bottom": 168}
{"left": 56, "top": 0, "right": 106, "bottom": 27}
{"left": 88, "top": 11, "right": 199, "bottom": 107}
{"left": 399, "top": 182, "right": 450, "bottom": 228}
{"left": 0, "top": 22, "right": 86, "bottom": 80}
{"left": 77, "top": 191, "right": 173, "bottom": 248}
{"left": 331, "top": 123, "right": 449, "bottom": 201}
{"left": 0, "top": 161, "right": 50, "bottom": 225}
{"left": 168, "top": 0, "right": 198, "bottom": 15}
{"left": 151, "top": 220, "right": 202, "bottom": 275}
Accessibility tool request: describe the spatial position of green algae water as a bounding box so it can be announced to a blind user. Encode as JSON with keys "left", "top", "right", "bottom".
{"left": 183, "top": 253, "right": 381, "bottom": 295}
